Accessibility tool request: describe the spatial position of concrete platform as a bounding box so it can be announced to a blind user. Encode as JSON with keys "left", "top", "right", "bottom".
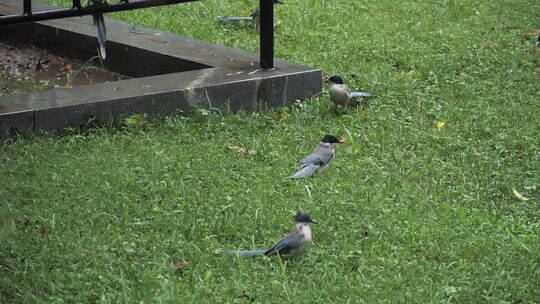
{"left": 0, "top": 0, "right": 321, "bottom": 141}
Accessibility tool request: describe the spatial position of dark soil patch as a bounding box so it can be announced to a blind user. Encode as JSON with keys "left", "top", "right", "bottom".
{"left": 0, "top": 41, "right": 130, "bottom": 97}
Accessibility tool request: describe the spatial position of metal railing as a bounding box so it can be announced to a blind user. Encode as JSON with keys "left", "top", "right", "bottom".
{"left": 0, "top": 0, "right": 275, "bottom": 69}
{"left": 259, "top": 0, "right": 273, "bottom": 69}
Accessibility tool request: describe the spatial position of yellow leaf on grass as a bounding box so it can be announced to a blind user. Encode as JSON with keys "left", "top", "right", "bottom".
{"left": 435, "top": 121, "right": 445, "bottom": 129}
{"left": 228, "top": 146, "right": 256, "bottom": 156}
{"left": 511, "top": 187, "right": 529, "bottom": 201}
{"left": 277, "top": 112, "right": 286, "bottom": 121}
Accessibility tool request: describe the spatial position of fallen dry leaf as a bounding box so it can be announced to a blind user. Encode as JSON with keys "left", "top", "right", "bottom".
{"left": 39, "top": 225, "right": 46, "bottom": 238}
{"left": 277, "top": 112, "right": 286, "bottom": 121}
{"left": 511, "top": 187, "right": 529, "bottom": 201}
{"left": 435, "top": 121, "right": 446, "bottom": 130}
{"left": 322, "top": 72, "right": 329, "bottom": 83}
{"left": 63, "top": 64, "right": 73, "bottom": 73}
{"left": 228, "top": 146, "right": 256, "bottom": 156}
{"left": 170, "top": 261, "right": 189, "bottom": 269}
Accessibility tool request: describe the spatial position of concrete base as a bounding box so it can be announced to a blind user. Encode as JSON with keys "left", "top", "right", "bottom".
{"left": 0, "top": 0, "right": 321, "bottom": 141}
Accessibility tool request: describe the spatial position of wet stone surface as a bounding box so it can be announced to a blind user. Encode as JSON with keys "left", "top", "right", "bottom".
{"left": 0, "top": 41, "right": 130, "bottom": 97}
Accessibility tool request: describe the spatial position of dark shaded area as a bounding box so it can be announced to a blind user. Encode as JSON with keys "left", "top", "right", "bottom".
{"left": 0, "top": 22, "right": 212, "bottom": 78}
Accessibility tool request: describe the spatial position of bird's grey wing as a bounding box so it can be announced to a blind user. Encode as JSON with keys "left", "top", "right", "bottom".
{"left": 290, "top": 144, "right": 334, "bottom": 178}
{"left": 300, "top": 153, "right": 322, "bottom": 165}
{"left": 216, "top": 249, "right": 266, "bottom": 256}
{"left": 93, "top": 14, "right": 107, "bottom": 59}
{"left": 301, "top": 146, "right": 334, "bottom": 166}
{"left": 350, "top": 91, "right": 374, "bottom": 98}
{"left": 264, "top": 235, "right": 302, "bottom": 256}
{"left": 288, "top": 164, "right": 319, "bottom": 179}
{"left": 329, "top": 85, "right": 352, "bottom": 106}
{"left": 217, "top": 16, "right": 253, "bottom": 21}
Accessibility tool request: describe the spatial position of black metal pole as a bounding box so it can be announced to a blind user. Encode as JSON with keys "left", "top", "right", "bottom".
{"left": 0, "top": 0, "right": 200, "bottom": 26}
{"left": 23, "top": 0, "right": 32, "bottom": 15}
{"left": 260, "top": 0, "right": 274, "bottom": 69}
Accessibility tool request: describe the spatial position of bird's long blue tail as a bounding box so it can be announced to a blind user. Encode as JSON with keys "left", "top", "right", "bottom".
{"left": 351, "top": 91, "right": 374, "bottom": 98}
{"left": 216, "top": 250, "right": 267, "bottom": 256}
{"left": 217, "top": 16, "right": 254, "bottom": 21}
{"left": 288, "top": 164, "right": 319, "bottom": 179}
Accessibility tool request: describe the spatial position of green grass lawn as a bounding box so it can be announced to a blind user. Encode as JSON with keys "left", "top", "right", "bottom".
{"left": 2, "top": 0, "right": 540, "bottom": 302}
